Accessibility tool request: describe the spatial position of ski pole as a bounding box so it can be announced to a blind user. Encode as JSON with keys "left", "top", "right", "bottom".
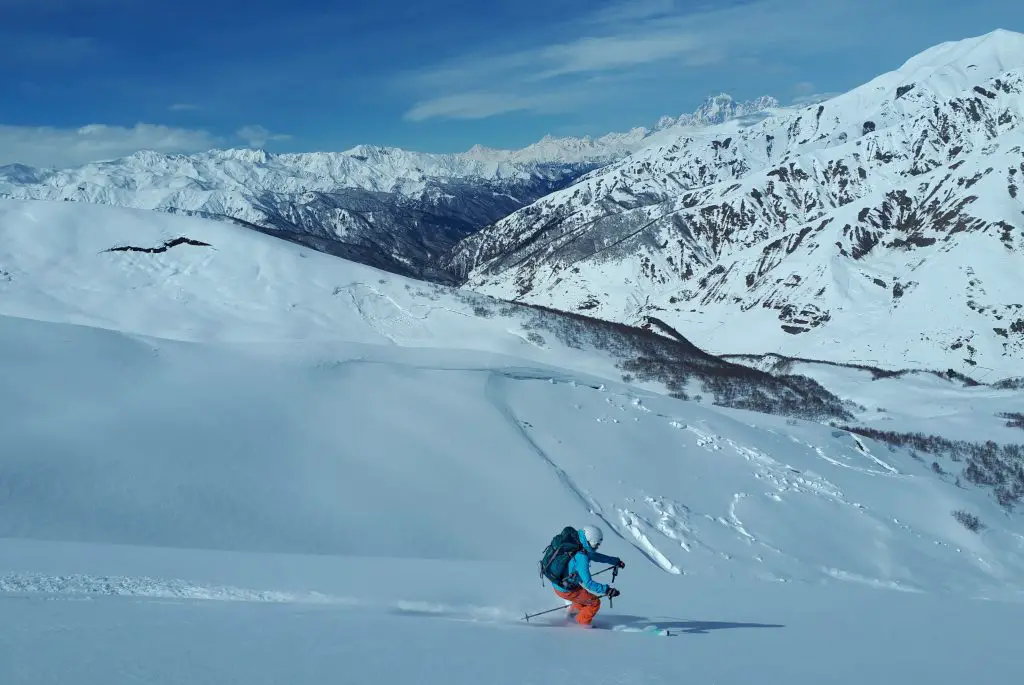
{"left": 523, "top": 565, "right": 621, "bottom": 621}
{"left": 522, "top": 604, "right": 571, "bottom": 622}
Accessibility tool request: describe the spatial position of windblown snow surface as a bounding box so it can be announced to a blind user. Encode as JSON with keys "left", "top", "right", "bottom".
{"left": 1, "top": 199, "right": 1022, "bottom": 684}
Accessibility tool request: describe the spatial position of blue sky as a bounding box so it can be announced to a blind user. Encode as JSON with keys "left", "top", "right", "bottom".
{"left": 1, "top": 0, "right": 1022, "bottom": 167}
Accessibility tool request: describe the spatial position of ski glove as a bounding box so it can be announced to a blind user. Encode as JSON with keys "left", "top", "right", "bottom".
{"left": 606, "top": 587, "right": 620, "bottom": 598}
{"left": 616, "top": 560, "right": 626, "bottom": 569}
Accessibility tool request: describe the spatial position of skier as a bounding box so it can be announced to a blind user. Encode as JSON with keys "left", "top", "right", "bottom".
{"left": 543, "top": 525, "right": 625, "bottom": 627}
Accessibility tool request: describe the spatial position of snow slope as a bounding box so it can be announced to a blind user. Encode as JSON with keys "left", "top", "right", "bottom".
{"left": 0, "top": 198, "right": 860, "bottom": 421}
{"left": 1, "top": 198, "right": 1022, "bottom": 683}
{"left": 723, "top": 354, "right": 1024, "bottom": 445}
{"left": 2, "top": 540, "right": 1021, "bottom": 685}
{"left": 7, "top": 305, "right": 1020, "bottom": 586}
{"left": 455, "top": 30, "right": 1024, "bottom": 379}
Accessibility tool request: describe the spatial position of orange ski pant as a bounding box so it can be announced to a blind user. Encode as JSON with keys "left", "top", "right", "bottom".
{"left": 553, "top": 587, "right": 601, "bottom": 625}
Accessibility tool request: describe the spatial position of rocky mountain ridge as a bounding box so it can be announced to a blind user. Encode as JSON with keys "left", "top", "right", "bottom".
{"left": 451, "top": 30, "right": 1024, "bottom": 379}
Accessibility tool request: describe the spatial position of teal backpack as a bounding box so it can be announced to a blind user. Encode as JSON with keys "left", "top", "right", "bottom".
{"left": 539, "top": 526, "right": 583, "bottom": 588}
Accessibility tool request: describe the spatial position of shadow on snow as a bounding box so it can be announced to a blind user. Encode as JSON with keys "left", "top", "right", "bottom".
{"left": 389, "top": 605, "right": 784, "bottom": 636}
{"left": 600, "top": 614, "right": 785, "bottom": 634}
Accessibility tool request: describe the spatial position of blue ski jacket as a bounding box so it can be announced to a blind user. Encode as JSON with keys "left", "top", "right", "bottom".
{"left": 552, "top": 529, "right": 622, "bottom": 596}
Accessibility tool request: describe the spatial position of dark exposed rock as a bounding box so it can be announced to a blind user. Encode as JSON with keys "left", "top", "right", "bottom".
{"left": 104, "top": 237, "right": 211, "bottom": 253}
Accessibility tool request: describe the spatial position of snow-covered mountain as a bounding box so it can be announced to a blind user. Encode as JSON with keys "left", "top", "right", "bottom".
{"left": 0, "top": 146, "right": 596, "bottom": 282}
{"left": 0, "top": 96, "right": 776, "bottom": 282}
{"left": 454, "top": 30, "right": 1024, "bottom": 380}
{"left": 655, "top": 93, "right": 781, "bottom": 129}
{"left": 2, "top": 197, "right": 1023, "bottom": 683}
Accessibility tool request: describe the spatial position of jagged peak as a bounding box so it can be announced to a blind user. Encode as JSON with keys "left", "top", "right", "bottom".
{"left": 209, "top": 148, "right": 272, "bottom": 164}
{"left": 121, "top": 149, "right": 175, "bottom": 163}
{"left": 655, "top": 93, "right": 779, "bottom": 130}
{"left": 342, "top": 144, "right": 399, "bottom": 157}
{"left": 702, "top": 92, "right": 735, "bottom": 104}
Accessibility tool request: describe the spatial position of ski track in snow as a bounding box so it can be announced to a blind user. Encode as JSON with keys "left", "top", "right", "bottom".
{"left": 389, "top": 600, "right": 519, "bottom": 622}
{"left": 802, "top": 433, "right": 902, "bottom": 477}
{"left": 483, "top": 371, "right": 688, "bottom": 572}
{"left": 0, "top": 573, "right": 357, "bottom": 605}
{"left": 483, "top": 370, "right": 605, "bottom": 518}
{"left": 335, "top": 282, "right": 480, "bottom": 345}
{"left": 0, "top": 573, "right": 530, "bottom": 622}
{"left": 726, "top": 493, "right": 756, "bottom": 542}
{"left": 820, "top": 568, "right": 924, "bottom": 593}
{"left": 0, "top": 569, "right": 691, "bottom": 638}
{"left": 336, "top": 283, "right": 431, "bottom": 343}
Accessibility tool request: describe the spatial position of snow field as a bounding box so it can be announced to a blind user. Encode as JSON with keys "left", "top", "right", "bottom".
{"left": 1, "top": 196, "right": 1023, "bottom": 683}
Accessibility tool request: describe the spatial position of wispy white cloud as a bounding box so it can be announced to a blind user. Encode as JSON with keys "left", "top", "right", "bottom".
{"left": 0, "top": 123, "right": 219, "bottom": 168}
{"left": 404, "top": 91, "right": 585, "bottom": 121}
{"left": 0, "top": 121, "right": 295, "bottom": 168}
{"left": 791, "top": 92, "right": 842, "bottom": 106}
{"left": 588, "top": 0, "right": 680, "bottom": 25}
{"left": 399, "top": 0, "right": 886, "bottom": 121}
{"left": 169, "top": 103, "right": 200, "bottom": 112}
{"left": 530, "top": 32, "right": 710, "bottom": 80}
{"left": 236, "top": 125, "right": 291, "bottom": 147}
{"left": 789, "top": 80, "right": 841, "bottom": 105}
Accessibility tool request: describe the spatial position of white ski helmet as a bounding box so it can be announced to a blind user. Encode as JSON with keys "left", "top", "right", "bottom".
{"left": 581, "top": 525, "right": 603, "bottom": 549}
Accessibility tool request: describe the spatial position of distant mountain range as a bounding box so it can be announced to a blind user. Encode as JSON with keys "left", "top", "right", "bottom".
{"left": 0, "top": 96, "right": 777, "bottom": 282}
